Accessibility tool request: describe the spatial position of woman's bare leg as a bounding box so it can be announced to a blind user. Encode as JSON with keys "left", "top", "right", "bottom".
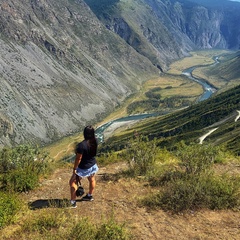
{"left": 69, "top": 174, "right": 79, "bottom": 200}
{"left": 87, "top": 175, "right": 96, "bottom": 195}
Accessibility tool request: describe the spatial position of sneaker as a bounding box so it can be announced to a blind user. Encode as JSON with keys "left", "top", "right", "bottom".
{"left": 82, "top": 194, "right": 94, "bottom": 201}
{"left": 68, "top": 200, "right": 77, "bottom": 208}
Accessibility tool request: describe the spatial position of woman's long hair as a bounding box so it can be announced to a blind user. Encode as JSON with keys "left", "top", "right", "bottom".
{"left": 83, "top": 125, "right": 97, "bottom": 157}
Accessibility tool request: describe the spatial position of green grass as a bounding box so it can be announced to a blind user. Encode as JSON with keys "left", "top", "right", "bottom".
{"left": 0, "top": 192, "right": 22, "bottom": 228}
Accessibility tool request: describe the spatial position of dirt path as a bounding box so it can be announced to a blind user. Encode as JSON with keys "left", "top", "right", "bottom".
{"left": 22, "top": 162, "right": 240, "bottom": 240}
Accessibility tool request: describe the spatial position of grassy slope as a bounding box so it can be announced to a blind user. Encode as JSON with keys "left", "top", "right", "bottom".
{"left": 104, "top": 84, "right": 240, "bottom": 154}
{"left": 193, "top": 51, "right": 240, "bottom": 90}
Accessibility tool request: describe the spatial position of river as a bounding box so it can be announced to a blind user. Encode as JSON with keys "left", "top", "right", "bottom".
{"left": 95, "top": 56, "right": 219, "bottom": 142}
{"left": 182, "top": 56, "right": 218, "bottom": 101}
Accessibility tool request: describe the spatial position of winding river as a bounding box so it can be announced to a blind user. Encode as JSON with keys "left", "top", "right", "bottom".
{"left": 95, "top": 56, "right": 219, "bottom": 142}
{"left": 182, "top": 56, "right": 218, "bottom": 101}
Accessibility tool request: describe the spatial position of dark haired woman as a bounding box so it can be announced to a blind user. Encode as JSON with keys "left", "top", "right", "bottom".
{"left": 69, "top": 125, "right": 98, "bottom": 208}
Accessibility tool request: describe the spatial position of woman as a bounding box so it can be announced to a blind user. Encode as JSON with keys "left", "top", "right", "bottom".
{"left": 69, "top": 125, "right": 98, "bottom": 208}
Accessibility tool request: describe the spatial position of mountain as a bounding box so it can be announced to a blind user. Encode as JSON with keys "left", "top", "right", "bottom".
{"left": 0, "top": 0, "right": 159, "bottom": 147}
{"left": 85, "top": 0, "right": 240, "bottom": 68}
{"left": 0, "top": 0, "right": 239, "bottom": 147}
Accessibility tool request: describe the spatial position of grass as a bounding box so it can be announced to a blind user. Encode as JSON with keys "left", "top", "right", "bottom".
{"left": 3, "top": 208, "right": 131, "bottom": 240}
{"left": 167, "top": 50, "right": 231, "bottom": 75}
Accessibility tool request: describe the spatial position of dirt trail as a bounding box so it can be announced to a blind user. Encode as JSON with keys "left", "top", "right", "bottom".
{"left": 22, "top": 162, "right": 240, "bottom": 240}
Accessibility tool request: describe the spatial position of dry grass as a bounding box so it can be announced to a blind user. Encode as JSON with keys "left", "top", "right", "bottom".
{"left": 1, "top": 160, "right": 240, "bottom": 240}
{"left": 167, "top": 50, "right": 230, "bottom": 74}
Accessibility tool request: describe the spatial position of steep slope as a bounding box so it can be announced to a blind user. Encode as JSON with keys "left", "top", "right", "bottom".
{"left": 0, "top": 0, "right": 159, "bottom": 147}
{"left": 85, "top": 0, "right": 240, "bottom": 71}
{"left": 85, "top": 0, "right": 194, "bottom": 71}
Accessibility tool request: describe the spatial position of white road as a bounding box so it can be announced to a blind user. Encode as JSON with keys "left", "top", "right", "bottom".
{"left": 235, "top": 110, "right": 240, "bottom": 122}
{"left": 199, "top": 110, "right": 240, "bottom": 144}
{"left": 199, "top": 128, "right": 218, "bottom": 144}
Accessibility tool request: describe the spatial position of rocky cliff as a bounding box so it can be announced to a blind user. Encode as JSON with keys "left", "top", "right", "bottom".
{"left": 0, "top": 0, "right": 159, "bottom": 147}
{"left": 86, "top": 0, "right": 240, "bottom": 69}
{"left": 0, "top": 0, "right": 239, "bottom": 147}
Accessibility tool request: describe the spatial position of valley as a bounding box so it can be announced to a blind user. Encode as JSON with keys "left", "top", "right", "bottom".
{"left": 44, "top": 49, "right": 239, "bottom": 160}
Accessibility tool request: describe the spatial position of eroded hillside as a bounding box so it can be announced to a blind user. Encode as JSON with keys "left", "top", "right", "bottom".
{"left": 0, "top": 0, "right": 159, "bottom": 147}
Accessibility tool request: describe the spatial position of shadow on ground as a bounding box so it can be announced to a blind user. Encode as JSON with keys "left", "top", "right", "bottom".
{"left": 28, "top": 198, "right": 89, "bottom": 209}
{"left": 28, "top": 198, "right": 71, "bottom": 209}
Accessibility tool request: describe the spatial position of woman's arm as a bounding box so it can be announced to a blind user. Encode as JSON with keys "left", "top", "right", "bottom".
{"left": 73, "top": 153, "right": 82, "bottom": 174}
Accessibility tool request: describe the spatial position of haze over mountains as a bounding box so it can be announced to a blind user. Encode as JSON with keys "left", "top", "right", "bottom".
{"left": 0, "top": 0, "right": 239, "bottom": 147}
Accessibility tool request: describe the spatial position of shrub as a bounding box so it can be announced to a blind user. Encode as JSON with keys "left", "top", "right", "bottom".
{"left": 124, "top": 136, "right": 161, "bottom": 176}
{"left": 95, "top": 217, "right": 130, "bottom": 240}
{"left": 97, "top": 151, "right": 121, "bottom": 166}
{"left": 152, "top": 173, "right": 240, "bottom": 213}
{"left": 175, "top": 142, "right": 221, "bottom": 175}
{"left": 0, "top": 145, "right": 51, "bottom": 192}
{"left": 0, "top": 191, "right": 22, "bottom": 228}
{"left": 142, "top": 142, "right": 240, "bottom": 213}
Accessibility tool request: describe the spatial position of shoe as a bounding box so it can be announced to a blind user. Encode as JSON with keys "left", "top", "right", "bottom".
{"left": 68, "top": 200, "right": 77, "bottom": 208}
{"left": 82, "top": 194, "right": 94, "bottom": 201}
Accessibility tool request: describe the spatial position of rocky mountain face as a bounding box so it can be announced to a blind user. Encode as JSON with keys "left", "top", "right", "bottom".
{"left": 0, "top": 0, "right": 239, "bottom": 147}
{"left": 0, "top": 0, "right": 158, "bottom": 147}
{"left": 86, "top": 0, "right": 240, "bottom": 70}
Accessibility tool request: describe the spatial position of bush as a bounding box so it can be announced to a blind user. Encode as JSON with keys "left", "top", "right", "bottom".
{"left": 95, "top": 217, "right": 130, "bottom": 240}
{"left": 0, "top": 145, "right": 51, "bottom": 192}
{"left": 152, "top": 173, "right": 240, "bottom": 213}
{"left": 142, "top": 142, "right": 240, "bottom": 213}
{"left": 0, "top": 191, "right": 22, "bottom": 228}
{"left": 175, "top": 142, "right": 222, "bottom": 175}
{"left": 97, "top": 151, "right": 121, "bottom": 166}
{"left": 124, "top": 136, "right": 161, "bottom": 176}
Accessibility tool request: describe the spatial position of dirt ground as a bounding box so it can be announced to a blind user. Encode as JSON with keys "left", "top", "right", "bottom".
{"left": 20, "top": 162, "right": 240, "bottom": 240}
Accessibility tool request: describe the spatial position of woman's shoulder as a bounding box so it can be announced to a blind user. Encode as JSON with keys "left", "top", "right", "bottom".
{"left": 76, "top": 140, "right": 87, "bottom": 150}
{"left": 78, "top": 140, "right": 87, "bottom": 146}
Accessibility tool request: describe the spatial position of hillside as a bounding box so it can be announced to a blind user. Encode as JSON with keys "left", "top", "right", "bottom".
{"left": 102, "top": 84, "right": 240, "bottom": 155}
{"left": 192, "top": 51, "right": 240, "bottom": 90}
